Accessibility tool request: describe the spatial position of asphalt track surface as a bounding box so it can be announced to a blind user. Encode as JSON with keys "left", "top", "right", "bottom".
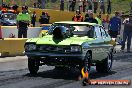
{"left": 0, "top": 45, "right": 132, "bottom": 88}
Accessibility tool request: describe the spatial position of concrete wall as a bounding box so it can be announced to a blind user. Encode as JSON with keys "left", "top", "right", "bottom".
{"left": 0, "top": 38, "right": 28, "bottom": 56}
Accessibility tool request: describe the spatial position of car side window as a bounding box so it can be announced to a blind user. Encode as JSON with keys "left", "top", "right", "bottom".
{"left": 99, "top": 26, "right": 107, "bottom": 38}
{"left": 87, "top": 26, "right": 96, "bottom": 38}
{"left": 94, "top": 26, "right": 102, "bottom": 38}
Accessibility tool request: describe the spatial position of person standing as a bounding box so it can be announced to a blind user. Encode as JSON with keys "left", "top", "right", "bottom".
{"left": 68, "top": 0, "right": 72, "bottom": 11}
{"left": 60, "top": 0, "right": 64, "bottom": 11}
{"left": 121, "top": 14, "right": 132, "bottom": 52}
{"left": 78, "top": 0, "right": 83, "bottom": 12}
{"left": 45, "top": 12, "right": 50, "bottom": 24}
{"left": 107, "top": 0, "right": 111, "bottom": 14}
{"left": 109, "top": 12, "right": 121, "bottom": 38}
{"left": 16, "top": 6, "right": 31, "bottom": 38}
{"left": 31, "top": 11, "right": 36, "bottom": 27}
{"left": 95, "top": 14, "right": 102, "bottom": 25}
{"left": 83, "top": 0, "right": 87, "bottom": 12}
{"left": 72, "top": 10, "right": 83, "bottom": 22}
{"left": 71, "top": 0, "right": 76, "bottom": 11}
{"left": 39, "top": 12, "right": 49, "bottom": 24}
{"left": 33, "top": 2, "right": 37, "bottom": 8}
{"left": 41, "top": 0, "right": 46, "bottom": 9}
{"left": 87, "top": 0, "right": 93, "bottom": 10}
{"left": 84, "top": 12, "right": 98, "bottom": 24}
{"left": 102, "top": 14, "right": 110, "bottom": 30}
{"left": 100, "top": 0, "right": 105, "bottom": 14}
{"left": 93, "top": 0, "right": 98, "bottom": 13}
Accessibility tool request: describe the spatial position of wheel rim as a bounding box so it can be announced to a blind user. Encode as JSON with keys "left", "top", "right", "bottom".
{"left": 107, "top": 54, "right": 112, "bottom": 69}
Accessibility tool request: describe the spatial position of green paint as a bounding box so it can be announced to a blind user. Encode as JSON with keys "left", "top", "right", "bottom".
{"left": 27, "top": 35, "right": 95, "bottom": 45}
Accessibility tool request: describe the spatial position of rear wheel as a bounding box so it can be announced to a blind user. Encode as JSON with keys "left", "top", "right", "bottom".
{"left": 28, "top": 57, "right": 40, "bottom": 75}
{"left": 96, "top": 53, "right": 113, "bottom": 73}
{"left": 79, "top": 52, "right": 92, "bottom": 77}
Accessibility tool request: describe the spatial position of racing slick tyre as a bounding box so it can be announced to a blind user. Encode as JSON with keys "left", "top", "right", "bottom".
{"left": 96, "top": 53, "right": 113, "bottom": 73}
{"left": 28, "top": 57, "right": 40, "bottom": 75}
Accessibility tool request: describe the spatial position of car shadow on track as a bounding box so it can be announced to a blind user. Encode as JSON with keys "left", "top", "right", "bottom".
{"left": 24, "top": 68, "right": 117, "bottom": 80}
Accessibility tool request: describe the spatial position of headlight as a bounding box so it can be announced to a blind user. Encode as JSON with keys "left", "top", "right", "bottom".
{"left": 71, "top": 46, "right": 82, "bottom": 52}
{"left": 25, "top": 44, "right": 36, "bottom": 51}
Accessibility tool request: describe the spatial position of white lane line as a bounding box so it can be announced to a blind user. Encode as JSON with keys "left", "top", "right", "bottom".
{"left": 0, "top": 56, "right": 27, "bottom": 63}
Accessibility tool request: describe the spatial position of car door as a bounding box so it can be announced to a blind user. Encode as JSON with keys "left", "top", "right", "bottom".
{"left": 90, "top": 25, "right": 105, "bottom": 61}
{"left": 99, "top": 26, "right": 112, "bottom": 59}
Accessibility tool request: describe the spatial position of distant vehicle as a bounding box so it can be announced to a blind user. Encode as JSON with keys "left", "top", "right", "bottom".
{"left": 0, "top": 13, "right": 17, "bottom": 26}
{"left": 25, "top": 21, "right": 116, "bottom": 75}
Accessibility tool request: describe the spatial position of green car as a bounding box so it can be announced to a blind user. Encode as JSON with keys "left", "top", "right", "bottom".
{"left": 24, "top": 21, "right": 115, "bottom": 74}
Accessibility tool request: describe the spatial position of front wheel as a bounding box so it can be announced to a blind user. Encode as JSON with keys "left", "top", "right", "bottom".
{"left": 84, "top": 52, "right": 92, "bottom": 72}
{"left": 28, "top": 57, "right": 40, "bottom": 75}
{"left": 79, "top": 51, "right": 92, "bottom": 75}
{"left": 96, "top": 53, "right": 113, "bottom": 73}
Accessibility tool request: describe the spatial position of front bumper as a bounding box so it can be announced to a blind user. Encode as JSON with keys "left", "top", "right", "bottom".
{"left": 25, "top": 52, "right": 85, "bottom": 66}
{"left": 25, "top": 52, "right": 83, "bottom": 58}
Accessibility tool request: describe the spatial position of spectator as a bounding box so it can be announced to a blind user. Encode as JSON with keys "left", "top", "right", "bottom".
{"left": 87, "top": 0, "right": 93, "bottom": 11}
{"left": 83, "top": 0, "right": 87, "bottom": 12}
{"left": 31, "top": 11, "right": 36, "bottom": 27}
{"left": 71, "top": 0, "right": 76, "bottom": 11}
{"left": 100, "top": 0, "right": 105, "bottom": 14}
{"left": 85, "top": 10, "right": 90, "bottom": 19}
{"left": 95, "top": 14, "right": 102, "bottom": 25}
{"left": 78, "top": 0, "right": 83, "bottom": 12}
{"left": 102, "top": 14, "right": 110, "bottom": 30}
{"left": 93, "top": 0, "right": 98, "bottom": 13}
{"left": 12, "top": 4, "right": 18, "bottom": 11}
{"left": 37, "top": 2, "right": 41, "bottom": 8}
{"left": 45, "top": 12, "right": 50, "bottom": 24}
{"left": 68, "top": 0, "right": 72, "bottom": 11}
{"left": 72, "top": 10, "right": 83, "bottom": 22}
{"left": 109, "top": 12, "right": 121, "bottom": 38}
{"left": 39, "top": 12, "right": 49, "bottom": 24}
{"left": 84, "top": 12, "right": 98, "bottom": 24}
{"left": 16, "top": 8, "right": 31, "bottom": 38}
{"left": 107, "top": 0, "right": 111, "bottom": 14}
{"left": 41, "top": 0, "right": 46, "bottom": 9}
{"left": 33, "top": 2, "right": 37, "bottom": 8}
{"left": 121, "top": 14, "right": 132, "bottom": 52}
{"left": 60, "top": 0, "right": 64, "bottom": 11}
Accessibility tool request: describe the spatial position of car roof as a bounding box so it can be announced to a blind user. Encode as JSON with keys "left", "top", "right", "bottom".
{"left": 54, "top": 21, "right": 100, "bottom": 26}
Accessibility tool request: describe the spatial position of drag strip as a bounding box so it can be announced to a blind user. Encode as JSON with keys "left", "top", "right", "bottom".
{"left": 0, "top": 52, "right": 132, "bottom": 88}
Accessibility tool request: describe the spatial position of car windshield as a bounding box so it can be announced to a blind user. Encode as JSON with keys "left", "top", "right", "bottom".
{"left": 48, "top": 23, "right": 95, "bottom": 37}
{"left": 2, "top": 13, "right": 16, "bottom": 20}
